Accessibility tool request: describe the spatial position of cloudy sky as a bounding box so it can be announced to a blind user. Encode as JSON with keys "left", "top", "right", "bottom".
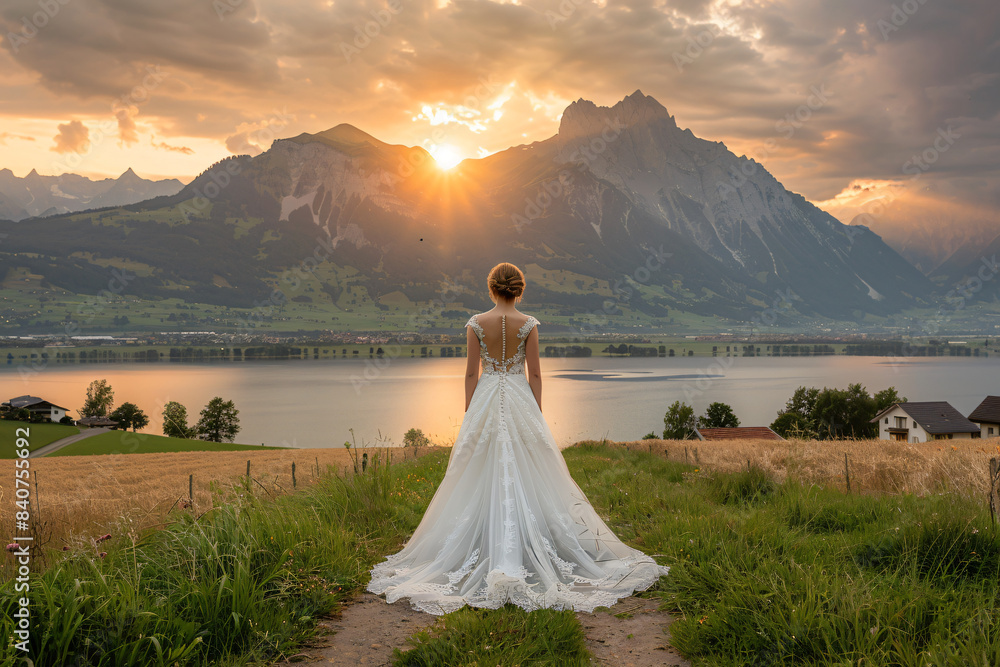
{"left": 1, "top": 0, "right": 997, "bottom": 225}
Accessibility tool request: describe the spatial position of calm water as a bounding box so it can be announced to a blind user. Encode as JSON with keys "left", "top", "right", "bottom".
{"left": 2, "top": 356, "right": 997, "bottom": 449}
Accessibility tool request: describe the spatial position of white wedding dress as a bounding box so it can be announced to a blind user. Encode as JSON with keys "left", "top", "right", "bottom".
{"left": 366, "top": 312, "right": 670, "bottom": 615}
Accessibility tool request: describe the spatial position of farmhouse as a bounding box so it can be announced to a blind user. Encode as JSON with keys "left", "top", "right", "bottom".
{"left": 968, "top": 396, "right": 1000, "bottom": 439}
{"left": 2, "top": 395, "right": 71, "bottom": 422}
{"left": 694, "top": 426, "right": 785, "bottom": 441}
{"left": 871, "top": 401, "right": 981, "bottom": 442}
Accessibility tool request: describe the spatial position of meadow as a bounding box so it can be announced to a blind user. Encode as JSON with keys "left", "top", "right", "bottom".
{"left": 0, "top": 437, "right": 996, "bottom": 665}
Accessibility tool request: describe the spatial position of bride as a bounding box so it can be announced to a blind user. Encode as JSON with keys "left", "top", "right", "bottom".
{"left": 367, "top": 262, "right": 669, "bottom": 615}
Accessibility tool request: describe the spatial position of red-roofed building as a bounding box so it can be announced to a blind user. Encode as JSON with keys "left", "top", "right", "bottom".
{"left": 694, "top": 426, "right": 785, "bottom": 441}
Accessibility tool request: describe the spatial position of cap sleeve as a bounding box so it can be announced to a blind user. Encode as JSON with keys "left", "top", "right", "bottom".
{"left": 465, "top": 314, "right": 483, "bottom": 340}
{"left": 517, "top": 316, "right": 539, "bottom": 340}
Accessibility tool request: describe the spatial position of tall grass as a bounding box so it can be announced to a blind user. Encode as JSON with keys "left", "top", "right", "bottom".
{"left": 395, "top": 607, "right": 589, "bottom": 666}
{"left": 0, "top": 449, "right": 447, "bottom": 666}
{"left": 562, "top": 441, "right": 1000, "bottom": 666}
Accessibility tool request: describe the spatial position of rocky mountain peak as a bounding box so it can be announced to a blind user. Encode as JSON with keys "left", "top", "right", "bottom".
{"left": 558, "top": 89, "right": 675, "bottom": 139}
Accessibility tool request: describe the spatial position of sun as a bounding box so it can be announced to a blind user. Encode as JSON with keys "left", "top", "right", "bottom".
{"left": 430, "top": 144, "right": 464, "bottom": 170}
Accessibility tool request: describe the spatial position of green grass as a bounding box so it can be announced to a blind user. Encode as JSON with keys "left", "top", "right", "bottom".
{"left": 3, "top": 441, "right": 998, "bottom": 666}
{"left": 0, "top": 449, "right": 449, "bottom": 665}
{"left": 395, "top": 606, "right": 589, "bottom": 666}
{"left": 0, "top": 420, "right": 79, "bottom": 458}
{"left": 559, "top": 441, "right": 1000, "bottom": 666}
{"left": 47, "top": 430, "right": 288, "bottom": 456}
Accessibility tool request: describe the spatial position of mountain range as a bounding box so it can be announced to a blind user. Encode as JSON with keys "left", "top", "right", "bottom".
{"left": 0, "top": 167, "right": 184, "bottom": 221}
{"left": 0, "top": 91, "right": 939, "bottom": 326}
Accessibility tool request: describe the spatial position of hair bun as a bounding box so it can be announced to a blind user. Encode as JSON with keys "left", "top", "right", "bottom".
{"left": 487, "top": 262, "right": 526, "bottom": 300}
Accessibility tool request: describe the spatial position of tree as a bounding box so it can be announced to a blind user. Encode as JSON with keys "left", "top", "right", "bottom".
{"left": 873, "top": 387, "right": 906, "bottom": 413}
{"left": 162, "top": 401, "right": 196, "bottom": 439}
{"left": 109, "top": 402, "right": 149, "bottom": 432}
{"left": 701, "top": 402, "right": 740, "bottom": 428}
{"left": 403, "top": 428, "right": 431, "bottom": 447}
{"left": 783, "top": 386, "right": 819, "bottom": 420}
{"left": 770, "top": 412, "right": 815, "bottom": 439}
{"left": 81, "top": 379, "right": 114, "bottom": 417}
{"left": 196, "top": 397, "right": 241, "bottom": 443}
{"left": 663, "top": 401, "right": 698, "bottom": 440}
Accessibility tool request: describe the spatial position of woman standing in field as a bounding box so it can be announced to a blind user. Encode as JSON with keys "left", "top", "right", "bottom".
{"left": 367, "top": 262, "right": 669, "bottom": 615}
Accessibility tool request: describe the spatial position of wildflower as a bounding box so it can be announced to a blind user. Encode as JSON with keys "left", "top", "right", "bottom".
{"left": 96, "top": 533, "right": 112, "bottom": 543}
{"left": 99, "top": 552, "right": 107, "bottom": 558}
{"left": 4, "top": 543, "right": 18, "bottom": 552}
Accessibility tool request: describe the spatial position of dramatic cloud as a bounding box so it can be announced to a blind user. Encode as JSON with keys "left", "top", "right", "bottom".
{"left": 115, "top": 107, "right": 139, "bottom": 146}
{"left": 1, "top": 0, "right": 996, "bottom": 226}
{"left": 50, "top": 119, "right": 89, "bottom": 154}
{"left": 0, "top": 132, "right": 34, "bottom": 144}
{"left": 151, "top": 138, "right": 194, "bottom": 154}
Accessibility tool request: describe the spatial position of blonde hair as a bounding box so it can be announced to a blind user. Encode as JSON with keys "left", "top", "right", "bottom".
{"left": 487, "top": 262, "right": 526, "bottom": 302}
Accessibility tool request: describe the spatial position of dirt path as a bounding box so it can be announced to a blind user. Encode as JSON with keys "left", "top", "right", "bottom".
{"left": 578, "top": 596, "right": 690, "bottom": 666}
{"left": 273, "top": 593, "right": 689, "bottom": 666}
{"left": 273, "top": 593, "right": 436, "bottom": 666}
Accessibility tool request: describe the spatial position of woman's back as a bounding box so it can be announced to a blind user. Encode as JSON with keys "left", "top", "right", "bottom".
{"left": 473, "top": 310, "right": 536, "bottom": 374}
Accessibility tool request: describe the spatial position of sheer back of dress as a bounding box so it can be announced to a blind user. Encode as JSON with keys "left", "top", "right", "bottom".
{"left": 467, "top": 312, "right": 538, "bottom": 376}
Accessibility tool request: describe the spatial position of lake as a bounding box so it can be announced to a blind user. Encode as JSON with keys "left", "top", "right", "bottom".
{"left": 2, "top": 355, "right": 997, "bottom": 449}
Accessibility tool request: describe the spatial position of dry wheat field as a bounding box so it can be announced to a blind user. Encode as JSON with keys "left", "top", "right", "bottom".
{"left": 2, "top": 438, "right": 996, "bottom": 574}
{"left": 0, "top": 446, "right": 437, "bottom": 561}
{"left": 621, "top": 437, "right": 997, "bottom": 498}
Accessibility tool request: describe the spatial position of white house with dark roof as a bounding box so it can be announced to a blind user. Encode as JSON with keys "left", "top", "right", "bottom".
{"left": 2, "top": 395, "right": 71, "bottom": 422}
{"left": 871, "top": 401, "right": 981, "bottom": 442}
{"left": 969, "top": 396, "right": 1000, "bottom": 439}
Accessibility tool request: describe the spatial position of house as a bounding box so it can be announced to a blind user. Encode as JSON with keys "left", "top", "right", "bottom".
{"left": 871, "top": 401, "right": 980, "bottom": 442}
{"left": 968, "top": 396, "right": 1000, "bottom": 439}
{"left": 2, "top": 395, "right": 71, "bottom": 422}
{"left": 694, "top": 426, "right": 785, "bottom": 441}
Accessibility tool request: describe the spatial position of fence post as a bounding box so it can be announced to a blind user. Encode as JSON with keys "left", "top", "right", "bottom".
{"left": 189, "top": 473, "right": 193, "bottom": 503}
{"left": 33, "top": 470, "right": 41, "bottom": 518}
{"left": 362, "top": 452, "right": 368, "bottom": 473}
{"left": 316, "top": 455, "right": 320, "bottom": 477}
{"left": 684, "top": 447, "right": 689, "bottom": 464}
{"left": 990, "top": 458, "right": 999, "bottom": 529}
{"left": 246, "top": 460, "right": 251, "bottom": 477}
{"left": 844, "top": 453, "right": 851, "bottom": 494}
{"left": 292, "top": 462, "right": 297, "bottom": 489}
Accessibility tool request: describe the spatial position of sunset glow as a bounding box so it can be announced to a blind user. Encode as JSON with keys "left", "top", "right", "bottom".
{"left": 430, "top": 144, "right": 465, "bottom": 170}
{"left": 0, "top": 0, "right": 993, "bottom": 224}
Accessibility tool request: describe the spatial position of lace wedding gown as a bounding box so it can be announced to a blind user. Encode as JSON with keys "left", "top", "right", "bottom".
{"left": 367, "top": 313, "right": 670, "bottom": 615}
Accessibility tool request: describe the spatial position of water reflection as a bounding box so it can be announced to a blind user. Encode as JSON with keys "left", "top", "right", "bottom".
{"left": 2, "top": 356, "right": 996, "bottom": 449}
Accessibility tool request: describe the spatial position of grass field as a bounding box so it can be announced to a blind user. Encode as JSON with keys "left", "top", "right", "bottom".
{"left": 0, "top": 420, "right": 79, "bottom": 458}
{"left": 47, "top": 430, "right": 289, "bottom": 456}
{"left": 1, "top": 439, "right": 997, "bottom": 665}
{"left": 0, "top": 444, "right": 438, "bottom": 570}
